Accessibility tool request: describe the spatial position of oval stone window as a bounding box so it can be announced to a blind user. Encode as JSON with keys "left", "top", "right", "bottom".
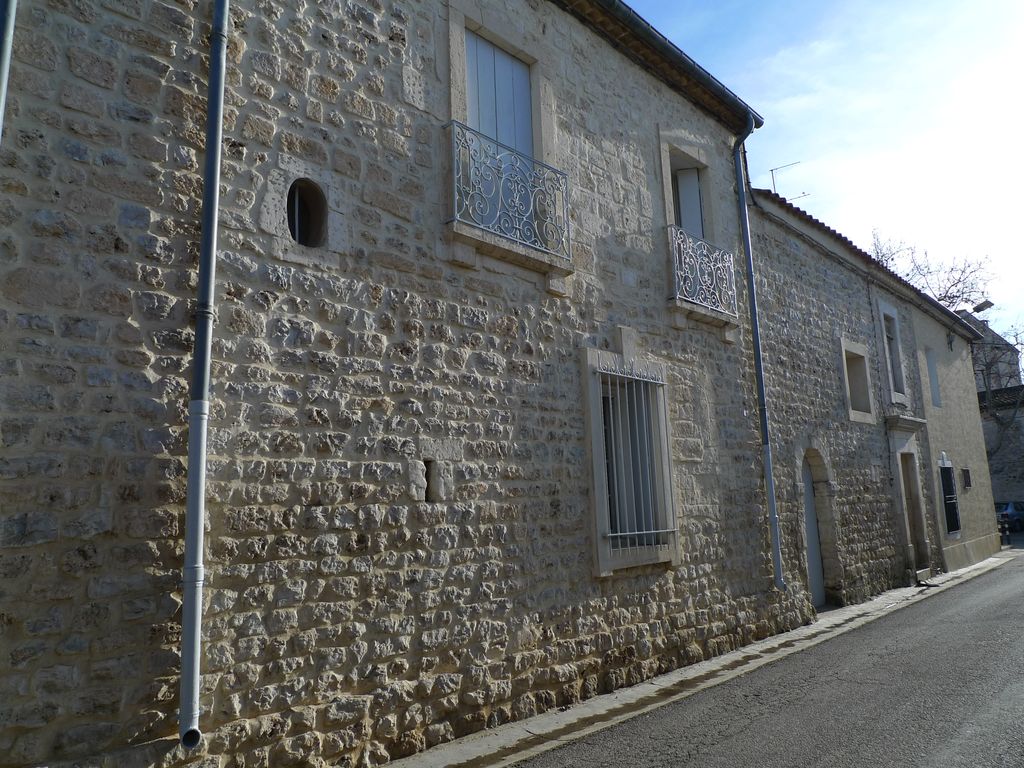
{"left": 286, "top": 178, "right": 327, "bottom": 247}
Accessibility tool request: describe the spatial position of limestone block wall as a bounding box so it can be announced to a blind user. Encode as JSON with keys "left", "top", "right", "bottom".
{"left": 0, "top": 1, "right": 813, "bottom": 766}
{"left": 751, "top": 192, "right": 999, "bottom": 597}
{"left": 751, "top": 206, "right": 906, "bottom": 604}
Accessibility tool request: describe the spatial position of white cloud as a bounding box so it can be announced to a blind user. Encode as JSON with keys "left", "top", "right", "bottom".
{"left": 627, "top": 0, "right": 1024, "bottom": 331}
{"left": 736, "top": 0, "right": 1024, "bottom": 331}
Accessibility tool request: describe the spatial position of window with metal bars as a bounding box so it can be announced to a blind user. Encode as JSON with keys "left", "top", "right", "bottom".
{"left": 584, "top": 348, "right": 678, "bottom": 575}
{"left": 939, "top": 461, "right": 961, "bottom": 534}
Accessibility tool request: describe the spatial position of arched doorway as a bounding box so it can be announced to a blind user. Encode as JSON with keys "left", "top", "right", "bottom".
{"left": 802, "top": 456, "right": 826, "bottom": 608}
{"left": 799, "top": 447, "right": 841, "bottom": 607}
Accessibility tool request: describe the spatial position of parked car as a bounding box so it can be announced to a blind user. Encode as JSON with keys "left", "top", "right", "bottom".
{"left": 996, "top": 502, "right": 1024, "bottom": 532}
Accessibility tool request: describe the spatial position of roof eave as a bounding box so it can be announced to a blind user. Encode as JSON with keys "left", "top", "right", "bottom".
{"left": 751, "top": 188, "right": 983, "bottom": 342}
{"left": 550, "top": 0, "right": 763, "bottom": 134}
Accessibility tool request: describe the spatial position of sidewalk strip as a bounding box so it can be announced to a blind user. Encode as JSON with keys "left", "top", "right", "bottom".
{"left": 394, "top": 551, "right": 1017, "bottom": 768}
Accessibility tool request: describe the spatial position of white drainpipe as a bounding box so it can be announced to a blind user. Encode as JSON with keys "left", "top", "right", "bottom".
{"left": 734, "top": 112, "right": 787, "bottom": 591}
{"left": 0, "top": 0, "right": 18, "bottom": 145}
{"left": 179, "top": 0, "right": 230, "bottom": 749}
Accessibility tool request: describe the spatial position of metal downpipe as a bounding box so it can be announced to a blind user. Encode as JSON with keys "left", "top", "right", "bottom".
{"left": 0, "top": 0, "right": 18, "bottom": 145}
{"left": 179, "top": 0, "right": 230, "bottom": 749}
{"left": 733, "top": 112, "right": 787, "bottom": 591}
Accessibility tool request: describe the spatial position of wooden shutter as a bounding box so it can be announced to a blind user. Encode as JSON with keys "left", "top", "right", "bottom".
{"left": 675, "top": 168, "right": 704, "bottom": 238}
{"left": 465, "top": 30, "right": 533, "bottom": 156}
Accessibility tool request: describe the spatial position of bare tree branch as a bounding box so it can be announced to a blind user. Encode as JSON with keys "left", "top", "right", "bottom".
{"left": 869, "top": 229, "right": 991, "bottom": 311}
{"left": 871, "top": 230, "right": 1022, "bottom": 463}
{"left": 974, "top": 324, "right": 1023, "bottom": 461}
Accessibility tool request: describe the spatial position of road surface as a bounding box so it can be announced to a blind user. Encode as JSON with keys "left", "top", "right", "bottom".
{"left": 515, "top": 556, "right": 1024, "bottom": 767}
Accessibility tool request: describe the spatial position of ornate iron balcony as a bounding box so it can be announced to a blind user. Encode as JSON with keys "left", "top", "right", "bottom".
{"left": 670, "top": 226, "right": 738, "bottom": 316}
{"left": 448, "top": 121, "right": 571, "bottom": 261}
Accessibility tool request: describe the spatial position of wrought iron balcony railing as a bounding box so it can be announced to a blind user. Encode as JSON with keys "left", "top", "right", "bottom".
{"left": 448, "top": 121, "right": 571, "bottom": 262}
{"left": 670, "top": 226, "right": 738, "bottom": 317}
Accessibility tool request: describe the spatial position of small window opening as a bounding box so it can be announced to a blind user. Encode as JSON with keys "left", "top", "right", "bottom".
{"left": 287, "top": 178, "right": 327, "bottom": 247}
{"left": 962, "top": 468, "right": 972, "bottom": 489}
{"left": 424, "top": 459, "right": 436, "bottom": 502}
{"left": 845, "top": 350, "right": 871, "bottom": 413}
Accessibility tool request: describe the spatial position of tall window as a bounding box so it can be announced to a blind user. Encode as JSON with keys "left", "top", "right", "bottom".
{"left": 845, "top": 350, "right": 871, "bottom": 413}
{"left": 583, "top": 349, "right": 677, "bottom": 575}
{"left": 454, "top": 29, "right": 572, "bottom": 259}
{"left": 839, "top": 340, "right": 874, "bottom": 424}
{"left": 601, "top": 372, "right": 663, "bottom": 548}
{"left": 465, "top": 29, "right": 532, "bottom": 156}
{"left": 882, "top": 312, "right": 905, "bottom": 396}
{"left": 939, "top": 454, "right": 961, "bottom": 534}
{"left": 672, "top": 166, "right": 704, "bottom": 238}
{"left": 925, "top": 348, "right": 941, "bottom": 407}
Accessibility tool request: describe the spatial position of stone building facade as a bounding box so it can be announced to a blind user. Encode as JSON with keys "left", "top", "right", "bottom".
{"left": 912, "top": 306, "right": 1000, "bottom": 571}
{"left": 980, "top": 385, "right": 1024, "bottom": 504}
{"left": 752, "top": 190, "right": 998, "bottom": 588}
{"left": 957, "top": 311, "right": 1023, "bottom": 505}
{"left": 957, "top": 310, "right": 1021, "bottom": 393}
{"left": 0, "top": 1, "right": 997, "bottom": 766}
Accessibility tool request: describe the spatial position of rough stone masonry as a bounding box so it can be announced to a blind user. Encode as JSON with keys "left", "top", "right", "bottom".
{"left": 0, "top": 0, "right": 994, "bottom": 766}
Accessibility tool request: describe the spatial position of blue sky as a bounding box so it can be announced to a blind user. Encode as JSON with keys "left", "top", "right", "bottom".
{"left": 627, "top": 0, "right": 1024, "bottom": 336}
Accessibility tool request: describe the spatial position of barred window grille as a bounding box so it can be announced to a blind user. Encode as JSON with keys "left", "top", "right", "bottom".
{"left": 595, "top": 365, "right": 676, "bottom": 558}
{"left": 939, "top": 462, "right": 961, "bottom": 534}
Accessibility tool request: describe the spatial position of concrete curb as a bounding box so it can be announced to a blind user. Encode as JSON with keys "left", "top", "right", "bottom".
{"left": 393, "top": 549, "right": 1020, "bottom": 768}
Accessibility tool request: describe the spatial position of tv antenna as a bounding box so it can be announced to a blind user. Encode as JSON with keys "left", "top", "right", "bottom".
{"left": 769, "top": 161, "right": 810, "bottom": 201}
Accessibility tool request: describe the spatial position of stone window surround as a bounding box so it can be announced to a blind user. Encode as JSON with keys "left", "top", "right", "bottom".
{"left": 446, "top": 4, "right": 556, "bottom": 167}
{"left": 792, "top": 437, "right": 844, "bottom": 604}
{"left": 886, "top": 423, "right": 932, "bottom": 578}
{"left": 408, "top": 438, "right": 463, "bottom": 503}
{"left": 840, "top": 338, "right": 876, "bottom": 424}
{"left": 258, "top": 154, "right": 349, "bottom": 271}
{"left": 657, "top": 128, "right": 718, "bottom": 244}
{"left": 581, "top": 326, "right": 680, "bottom": 577}
{"left": 444, "top": 2, "right": 570, "bottom": 294}
{"left": 877, "top": 298, "right": 909, "bottom": 406}
{"left": 659, "top": 127, "right": 738, "bottom": 341}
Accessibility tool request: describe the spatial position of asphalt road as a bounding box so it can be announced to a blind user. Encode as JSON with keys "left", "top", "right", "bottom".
{"left": 515, "top": 556, "right": 1024, "bottom": 768}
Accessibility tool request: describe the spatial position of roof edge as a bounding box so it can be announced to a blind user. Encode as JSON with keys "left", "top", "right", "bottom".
{"left": 751, "top": 188, "right": 983, "bottom": 342}
{"left": 550, "top": 0, "right": 763, "bottom": 133}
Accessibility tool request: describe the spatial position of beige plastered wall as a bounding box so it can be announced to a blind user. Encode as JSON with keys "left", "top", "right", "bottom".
{"left": 914, "top": 312, "right": 1000, "bottom": 571}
